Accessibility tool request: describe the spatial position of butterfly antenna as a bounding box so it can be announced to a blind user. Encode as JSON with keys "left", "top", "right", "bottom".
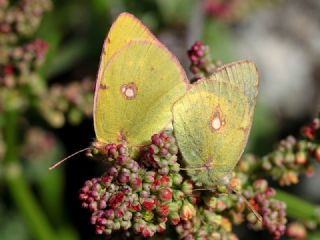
{"left": 233, "top": 189, "right": 263, "bottom": 223}
{"left": 49, "top": 147, "right": 90, "bottom": 170}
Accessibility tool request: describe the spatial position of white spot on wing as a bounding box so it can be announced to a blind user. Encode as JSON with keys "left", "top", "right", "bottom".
{"left": 209, "top": 106, "right": 225, "bottom": 133}
{"left": 120, "top": 82, "right": 137, "bottom": 100}
{"left": 212, "top": 117, "right": 221, "bottom": 130}
{"left": 125, "top": 88, "right": 135, "bottom": 98}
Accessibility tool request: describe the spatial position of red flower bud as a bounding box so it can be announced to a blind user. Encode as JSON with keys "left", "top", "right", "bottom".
{"left": 142, "top": 199, "right": 155, "bottom": 211}
{"left": 108, "top": 192, "right": 125, "bottom": 208}
{"left": 130, "top": 177, "right": 142, "bottom": 190}
{"left": 4, "top": 65, "right": 14, "bottom": 75}
{"left": 159, "top": 188, "right": 173, "bottom": 201}
{"left": 302, "top": 126, "right": 315, "bottom": 139}
{"left": 159, "top": 175, "right": 170, "bottom": 187}
{"left": 158, "top": 204, "right": 169, "bottom": 217}
{"left": 142, "top": 227, "right": 154, "bottom": 237}
{"left": 169, "top": 212, "right": 181, "bottom": 225}
{"left": 129, "top": 202, "right": 141, "bottom": 212}
{"left": 101, "top": 176, "right": 112, "bottom": 184}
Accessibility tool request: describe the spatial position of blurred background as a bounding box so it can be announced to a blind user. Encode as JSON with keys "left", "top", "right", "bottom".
{"left": 1, "top": 0, "right": 320, "bottom": 239}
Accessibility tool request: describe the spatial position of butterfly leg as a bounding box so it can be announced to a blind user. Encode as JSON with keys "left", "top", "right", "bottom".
{"left": 179, "top": 166, "right": 207, "bottom": 171}
{"left": 231, "top": 189, "right": 263, "bottom": 223}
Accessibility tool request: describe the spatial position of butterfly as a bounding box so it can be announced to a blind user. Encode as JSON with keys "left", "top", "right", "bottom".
{"left": 93, "top": 12, "right": 189, "bottom": 147}
{"left": 49, "top": 12, "right": 188, "bottom": 170}
{"left": 172, "top": 61, "right": 259, "bottom": 187}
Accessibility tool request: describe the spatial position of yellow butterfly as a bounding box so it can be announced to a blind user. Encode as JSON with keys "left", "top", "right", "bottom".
{"left": 172, "top": 61, "right": 259, "bottom": 187}
{"left": 94, "top": 12, "right": 189, "bottom": 146}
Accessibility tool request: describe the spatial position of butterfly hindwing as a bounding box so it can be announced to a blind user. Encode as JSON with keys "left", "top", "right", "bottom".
{"left": 94, "top": 13, "right": 157, "bottom": 114}
{"left": 173, "top": 61, "right": 258, "bottom": 186}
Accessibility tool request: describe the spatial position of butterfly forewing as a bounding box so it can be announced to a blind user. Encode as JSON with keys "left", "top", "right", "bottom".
{"left": 94, "top": 13, "right": 188, "bottom": 146}
{"left": 94, "top": 13, "right": 157, "bottom": 116}
{"left": 94, "top": 40, "right": 188, "bottom": 145}
{"left": 102, "top": 12, "right": 157, "bottom": 65}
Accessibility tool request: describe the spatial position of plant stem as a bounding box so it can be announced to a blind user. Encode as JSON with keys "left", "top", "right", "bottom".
{"left": 4, "top": 110, "right": 57, "bottom": 240}
{"left": 276, "top": 189, "right": 318, "bottom": 221}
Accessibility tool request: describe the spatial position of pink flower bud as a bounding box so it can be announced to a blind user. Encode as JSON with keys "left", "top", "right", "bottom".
{"left": 287, "top": 222, "right": 306, "bottom": 239}
{"left": 253, "top": 179, "right": 268, "bottom": 192}
{"left": 118, "top": 172, "right": 130, "bottom": 183}
{"left": 145, "top": 171, "right": 155, "bottom": 183}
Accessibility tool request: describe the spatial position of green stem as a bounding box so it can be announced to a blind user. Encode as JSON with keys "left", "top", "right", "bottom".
{"left": 275, "top": 189, "right": 318, "bottom": 221}
{"left": 4, "top": 111, "right": 56, "bottom": 240}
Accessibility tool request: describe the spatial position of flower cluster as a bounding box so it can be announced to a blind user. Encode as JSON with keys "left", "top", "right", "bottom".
{"left": 38, "top": 79, "right": 94, "bottom": 127}
{"left": 141, "top": 131, "right": 180, "bottom": 175}
{"left": 171, "top": 175, "right": 287, "bottom": 240}
{"left": 261, "top": 136, "right": 315, "bottom": 186}
{"left": 0, "top": 0, "right": 52, "bottom": 44}
{"left": 238, "top": 114, "right": 320, "bottom": 186}
{"left": 243, "top": 179, "right": 287, "bottom": 239}
{"left": 0, "top": 2, "right": 50, "bottom": 112}
{"left": 186, "top": 41, "right": 320, "bottom": 240}
{"left": 176, "top": 207, "right": 237, "bottom": 240}
{"left": 81, "top": 143, "right": 141, "bottom": 235}
{"left": 187, "top": 41, "right": 221, "bottom": 82}
{"left": 203, "top": 0, "right": 280, "bottom": 22}
{"left": 1, "top": 39, "right": 48, "bottom": 89}
{"left": 0, "top": 38, "right": 49, "bottom": 112}
{"left": 302, "top": 116, "right": 320, "bottom": 141}
{"left": 0, "top": 0, "right": 92, "bottom": 127}
{"left": 81, "top": 131, "right": 287, "bottom": 239}
{"left": 22, "top": 127, "right": 56, "bottom": 162}
{"left": 81, "top": 136, "right": 196, "bottom": 238}
{"left": 204, "top": 0, "right": 236, "bottom": 20}
{"left": 284, "top": 198, "right": 320, "bottom": 239}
